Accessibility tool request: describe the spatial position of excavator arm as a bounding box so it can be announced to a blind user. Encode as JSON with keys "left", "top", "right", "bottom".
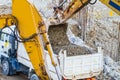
{"left": 100, "top": 0, "right": 120, "bottom": 15}
{"left": 50, "top": 0, "right": 120, "bottom": 25}
{"left": 49, "top": 0, "right": 90, "bottom": 24}
{"left": 0, "top": 0, "right": 57, "bottom": 80}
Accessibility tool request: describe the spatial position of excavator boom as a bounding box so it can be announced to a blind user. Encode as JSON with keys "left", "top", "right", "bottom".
{"left": 0, "top": 0, "right": 57, "bottom": 80}
{"left": 50, "top": 0, "right": 120, "bottom": 25}
{"left": 100, "top": 0, "right": 120, "bottom": 15}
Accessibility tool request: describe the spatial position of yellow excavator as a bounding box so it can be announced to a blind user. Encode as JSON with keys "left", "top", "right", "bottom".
{"left": 0, "top": 0, "right": 119, "bottom": 80}
{"left": 50, "top": 0, "right": 120, "bottom": 24}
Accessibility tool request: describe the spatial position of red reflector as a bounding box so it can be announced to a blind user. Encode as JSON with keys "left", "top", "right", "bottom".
{"left": 62, "top": 77, "right": 67, "bottom": 80}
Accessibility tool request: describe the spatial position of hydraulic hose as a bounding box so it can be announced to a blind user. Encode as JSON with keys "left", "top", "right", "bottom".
{"left": 89, "top": 0, "right": 97, "bottom": 5}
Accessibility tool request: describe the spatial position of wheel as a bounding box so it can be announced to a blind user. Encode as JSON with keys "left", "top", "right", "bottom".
{"left": 30, "top": 74, "right": 40, "bottom": 80}
{"left": 2, "top": 60, "right": 10, "bottom": 75}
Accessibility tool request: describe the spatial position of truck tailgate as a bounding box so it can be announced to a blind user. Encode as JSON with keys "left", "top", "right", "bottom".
{"left": 59, "top": 50, "right": 103, "bottom": 79}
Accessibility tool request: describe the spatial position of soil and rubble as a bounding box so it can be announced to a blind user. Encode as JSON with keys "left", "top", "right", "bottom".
{"left": 86, "top": 1, "right": 120, "bottom": 61}
{"left": 48, "top": 23, "right": 94, "bottom": 56}
{"left": 0, "top": 0, "right": 11, "bottom": 15}
{"left": 96, "top": 56, "right": 120, "bottom": 80}
{"left": 84, "top": 1, "right": 120, "bottom": 80}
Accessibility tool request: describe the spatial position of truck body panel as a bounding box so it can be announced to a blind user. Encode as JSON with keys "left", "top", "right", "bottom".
{"left": 59, "top": 49, "right": 103, "bottom": 79}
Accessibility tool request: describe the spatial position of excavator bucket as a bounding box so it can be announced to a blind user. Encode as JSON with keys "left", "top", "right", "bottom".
{"left": 48, "top": 23, "right": 69, "bottom": 54}
{"left": 48, "top": 23, "right": 93, "bottom": 55}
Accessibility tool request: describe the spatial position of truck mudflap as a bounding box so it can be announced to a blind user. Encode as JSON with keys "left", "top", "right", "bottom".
{"left": 58, "top": 47, "right": 103, "bottom": 79}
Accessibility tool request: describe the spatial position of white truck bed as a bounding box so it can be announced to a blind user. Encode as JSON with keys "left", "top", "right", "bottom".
{"left": 17, "top": 42, "right": 103, "bottom": 80}
{"left": 58, "top": 48, "right": 103, "bottom": 79}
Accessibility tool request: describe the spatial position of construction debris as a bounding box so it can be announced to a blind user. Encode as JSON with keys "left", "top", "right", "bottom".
{"left": 0, "top": 6, "right": 11, "bottom": 14}
{"left": 96, "top": 56, "right": 120, "bottom": 80}
{"left": 48, "top": 23, "right": 70, "bottom": 53}
{"left": 61, "top": 44, "right": 92, "bottom": 56}
{"left": 48, "top": 21, "right": 95, "bottom": 56}
{"left": 104, "top": 56, "right": 120, "bottom": 80}
{"left": 0, "top": 0, "right": 11, "bottom": 15}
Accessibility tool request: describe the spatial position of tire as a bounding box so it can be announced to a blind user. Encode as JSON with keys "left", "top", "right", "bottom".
{"left": 2, "top": 60, "right": 10, "bottom": 75}
{"left": 30, "top": 74, "right": 40, "bottom": 80}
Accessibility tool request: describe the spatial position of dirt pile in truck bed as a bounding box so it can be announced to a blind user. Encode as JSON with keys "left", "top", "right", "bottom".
{"left": 48, "top": 23, "right": 92, "bottom": 56}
